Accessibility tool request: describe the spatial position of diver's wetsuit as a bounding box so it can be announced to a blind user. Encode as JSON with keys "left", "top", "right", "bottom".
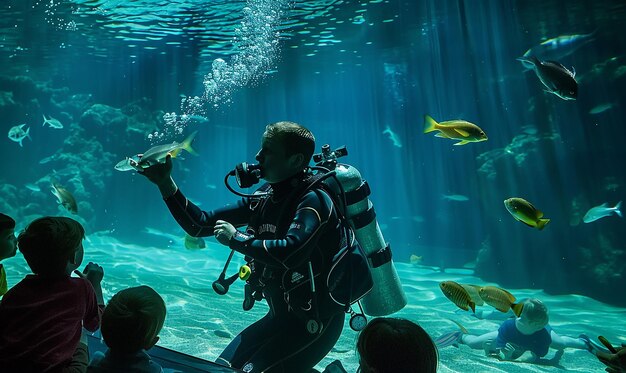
{"left": 163, "top": 171, "right": 345, "bottom": 373}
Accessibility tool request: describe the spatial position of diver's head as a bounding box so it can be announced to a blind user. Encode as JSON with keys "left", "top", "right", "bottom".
{"left": 515, "top": 298, "right": 549, "bottom": 335}
{"left": 255, "top": 121, "right": 315, "bottom": 183}
{"left": 0, "top": 213, "right": 17, "bottom": 261}
{"left": 18, "top": 216, "right": 85, "bottom": 276}
{"left": 357, "top": 317, "right": 438, "bottom": 373}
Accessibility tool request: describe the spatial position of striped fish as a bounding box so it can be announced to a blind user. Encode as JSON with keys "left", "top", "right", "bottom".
{"left": 461, "top": 284, "right": 485, "bottom": 306}
{"left": 479, "top": 286, "right": 523, "bottom": 316}
{"left": 440, "top": 281, "right": 476, "bottom": 313}
{"left": 435, "top": 319, "right": 469, "bottom": 348}
{"left": 434, "top": 331, "right": 463, "bottom": 348}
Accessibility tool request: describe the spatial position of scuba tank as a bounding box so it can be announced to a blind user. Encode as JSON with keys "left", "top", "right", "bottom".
{"left": 219, "top": 144, "right": 407, "bottom": 318}
{"left": 313, "top": 145, "right": 407, "bottom": 316}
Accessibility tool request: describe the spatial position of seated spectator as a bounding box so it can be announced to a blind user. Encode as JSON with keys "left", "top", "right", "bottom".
{"left": 0, "top": 216, "right": 104, "bottom": 372}
{"left": 88, "top": 285, "right": 166, "bottom": 373}
{"left": 322, "top": 317, "right": 438, "bottom": 373}
{"left": 357, "top": 317, "right": 438, "bottom": 373}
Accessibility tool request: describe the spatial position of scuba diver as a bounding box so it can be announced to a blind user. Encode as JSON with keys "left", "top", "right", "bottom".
{"left": 140, "top": 121, "right": 349, "bottom": 373}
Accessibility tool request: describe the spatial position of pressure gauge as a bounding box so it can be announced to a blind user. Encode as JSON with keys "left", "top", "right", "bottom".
{"left": 350, "top": 313, "right": 368, "bottom": 331}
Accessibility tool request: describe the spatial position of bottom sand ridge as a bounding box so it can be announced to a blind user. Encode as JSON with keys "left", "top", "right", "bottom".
{"left": 4, "top": 233, "right": 623, "bottom": 372}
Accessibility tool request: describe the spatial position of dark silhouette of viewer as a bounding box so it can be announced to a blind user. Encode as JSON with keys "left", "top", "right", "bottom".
{"left": 88, "top": 285, "right": 166, "bottom": 372}
{"left": 0, "top": 216, "right": 105, "bottom": 372}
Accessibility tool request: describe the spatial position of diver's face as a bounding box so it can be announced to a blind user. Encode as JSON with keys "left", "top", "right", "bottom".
{"left": 255, "top": 136, "right": 296, "bottom": 183}
{"left": 0, "top": 228, "right": 17, "bottom": 261}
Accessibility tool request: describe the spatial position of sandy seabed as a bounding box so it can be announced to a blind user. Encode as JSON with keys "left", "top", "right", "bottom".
{"left": 4, "top": 233, "right": 624, "bottom": 372}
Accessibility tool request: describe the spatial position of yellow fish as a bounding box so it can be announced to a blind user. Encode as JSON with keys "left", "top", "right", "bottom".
{"left": 184, "top": 234, "right": 206, "bottom": 250}
{"left": 409, "top": 254, "right": 422, "bottom": 265}
{"left": 131, "top": 131, "right": 198, "bottom": 170}
{"left": 504, "top": 197, "right": 550, "bottom": 230}
{"left": 423, "top": 115, "right": 488, "bottom": 146}
{"left": 478, "top": 286, "right": 523, "bottom": 316}
{"left": 440, "top": 281, "right": 476, "bottom": 313}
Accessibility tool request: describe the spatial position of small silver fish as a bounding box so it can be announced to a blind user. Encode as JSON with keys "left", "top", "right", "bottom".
{"left": 352, "top": 15, "right": 365, "bottom": 24}
{"left": 442, "top": 194, "right": 469, "bottom": 202}
{"left": 42, "top": 114, "right": 64, "bottom": 129}
{"left": 180, "top": 114, "right": 210, "bottom": 123}
{"left": 8, "top": 124, "right": 31, "bottom": 147}
{"left": 519, "top": 31, "right": 596, "bottom": 70}
{"left": 520, "top": 125, "right": 538, "bottom": 135}
{"left": 382, "top": 125, "right": 402, "bottom": 148}
{"left": 583, "top": 201, "right": 622, "bottom": 223}
{"left": 114, "top": 155, "right": 142, "bottom": 172}
{"left": 589, "top": 102, "right": 616, "bottom": 115}
{"left": 25, "top": 183, "right": 41, "bottom": 193}
{"left": 144, "top": 227, "right": 180, "bottom": 242}
{"left": 39, "top": 154, "right": 57, "bottom": 164}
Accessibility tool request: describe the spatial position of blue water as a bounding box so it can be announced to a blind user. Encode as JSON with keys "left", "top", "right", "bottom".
{"left": 1, "top": 0, "right": 626, "bottom": 371}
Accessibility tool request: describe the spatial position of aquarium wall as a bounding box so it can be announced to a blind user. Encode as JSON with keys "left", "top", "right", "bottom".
{"left": 1, "top": 0, "right": 625, "bottom": 371}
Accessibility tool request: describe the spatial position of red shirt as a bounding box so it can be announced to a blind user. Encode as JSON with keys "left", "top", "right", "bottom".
{"left": 0, "top": 275, "right": 101, "bottom": 371}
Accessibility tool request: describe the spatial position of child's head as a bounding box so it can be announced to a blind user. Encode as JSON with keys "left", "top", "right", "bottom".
{"left": 0, "top": 213, "right": 17, "bottom": 261}
{"left": 101, "top": 285, "right": 166, "bottom": 353}
{"left": 357, "top": 317, "right": 438, "bottom": 373}
{"left": 17, "top": 216, "right": 85, "bottom": 276}
{"left": 515, "top": 298, "right": 549, "bottom": 335}
{"left": 256, "top": 121, "right": 316, "bottom": 183}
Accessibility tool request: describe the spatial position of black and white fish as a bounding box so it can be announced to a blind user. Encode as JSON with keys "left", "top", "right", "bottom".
{"left": 517, "top": 56, "right": 578, "bottom": 100}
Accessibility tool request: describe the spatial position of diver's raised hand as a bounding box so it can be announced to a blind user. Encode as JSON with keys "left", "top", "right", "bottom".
{"left": 139, "top": 154, "right": 177, "bottom": 197}
{"left": 214, "top": 220, "right": 236, "bottom": 246}
{"left": 140, "top": 153, "right": 172, "bottom": 184}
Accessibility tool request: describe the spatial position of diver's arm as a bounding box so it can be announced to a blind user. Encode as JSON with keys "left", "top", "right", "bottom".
{"left": 229, "top": 189, "right": 333, "bottom": 268}
{"left": 165, "top": 189, "right": 251, "bottom": 237}
{"left": 157, "top": 176, "right": 178, "bottom": 198}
